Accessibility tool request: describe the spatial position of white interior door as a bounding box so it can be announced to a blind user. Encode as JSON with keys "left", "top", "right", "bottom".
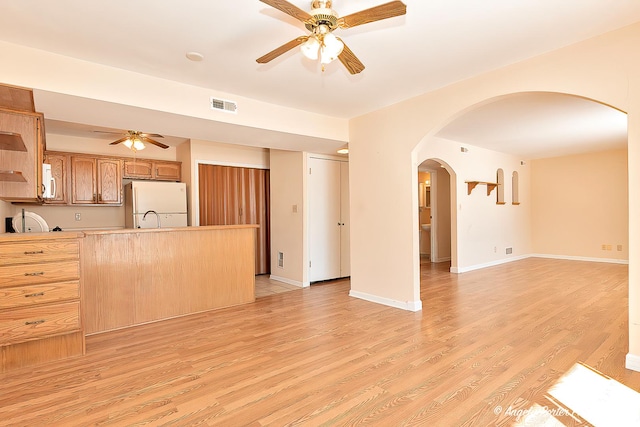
{"left": 340, "top": 161, "right": 350, "bottom": 277}
{"left": 309, "top": 157, "right": 341, "bottom": 282}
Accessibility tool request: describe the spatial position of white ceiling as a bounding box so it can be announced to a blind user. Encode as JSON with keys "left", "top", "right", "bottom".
{"left": 0, "top": 0, "right": 637, "bottom": 157}
{"left": 437, "top": 93, "right": 628, "bottom": 159}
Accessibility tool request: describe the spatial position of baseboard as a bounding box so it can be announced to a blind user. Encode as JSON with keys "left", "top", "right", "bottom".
{"left": 269, "top": 275, "right": 305, "bottom": 288}
{"left": 451, "top": 255, "right": 529, "bottom": 273}
{"left": 450, "top": 253, "right": 629, "bottom": 274}
{"left": 626, "top": 353, "right": 640, "bottom": 373}
{"left": 531, "top": 254, "right": 629, "bottom": 265}
{"left": 349, "top": 290, "right": 422, "bottom": 312}
{"left": 433, "top": 256, "right": 451, "bottom": 263}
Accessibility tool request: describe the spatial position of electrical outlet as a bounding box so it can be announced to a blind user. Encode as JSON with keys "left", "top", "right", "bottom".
{"left": 617, "top": 245, "right": 623, "bottom": 251}
{"left": 493, "top": 246, "right": 497, "bottom": 253}
{"left": 75, "top": 213, "right": 81, "bottom": 221}
{"left": 606, "top": 245, "right": 612, "bottom": 251}
{"left": 601, "top": 244, "right": 607, "bottom": 251}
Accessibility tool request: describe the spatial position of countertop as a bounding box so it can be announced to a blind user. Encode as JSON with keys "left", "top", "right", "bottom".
{"left": 0, "top": 225, "right": 260, "bottom": 241}
{"left": 0, "top": 231, "right": 84, "bottom": 243}
{"left": 81, "top": 224, "right": 260, "bottom": 236}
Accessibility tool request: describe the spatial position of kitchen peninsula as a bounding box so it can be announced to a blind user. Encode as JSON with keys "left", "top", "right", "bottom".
{"left": 82, "top": 225, "right": 258, "bottom": 334}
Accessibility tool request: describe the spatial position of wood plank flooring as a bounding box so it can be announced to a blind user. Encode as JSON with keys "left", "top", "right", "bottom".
{"left": 1, "top": 258, "right": 639, "bottom": 426}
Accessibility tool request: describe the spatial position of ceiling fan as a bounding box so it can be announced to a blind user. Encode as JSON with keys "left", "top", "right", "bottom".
{"left": 95, "top": 130, "right": 169, "bottom": 151}
{"left": 257, "top": 0, "right": 407, "bottom": 74}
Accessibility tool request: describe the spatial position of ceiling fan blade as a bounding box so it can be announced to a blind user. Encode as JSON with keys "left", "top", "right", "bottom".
{"left": 338, "top": 41, "right": 365, "bottom": 75}
{"left": 142, "top": 136, "right": 169, "bottom": 149}
{"left": 94, "top": 130, "right": 126, "bottom": 135}
{"left": 259, "top": 0, "right": 314, "bottom": 24}
{"left": 109, "top": 136, "right": 129, "bottom": 145}
{"left": 338, "top": 1, "right": 407, "bottom": 29}
{"left": 141, "top": 133, "right": 164, "bottom": 138}
{"left": 257, "top": 36, "right": 308, "bottom": 63}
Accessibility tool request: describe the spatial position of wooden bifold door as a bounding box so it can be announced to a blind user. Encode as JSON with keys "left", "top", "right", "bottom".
{"left": 198, "top": 164, "right": 270, "bottom": 275}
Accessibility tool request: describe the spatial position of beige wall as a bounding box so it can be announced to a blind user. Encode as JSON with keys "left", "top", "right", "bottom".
{"left": 531, "top": 149, "right": 628, "bottom": 261}
{"left": 349, "top": 22, "right": 640, "bottom": 364}
{"left": 269, "top": 150, "right": 306, "bottom": 286}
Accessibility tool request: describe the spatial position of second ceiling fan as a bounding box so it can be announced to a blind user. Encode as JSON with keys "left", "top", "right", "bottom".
{"left": 257, "top": 0, "right": 407, "bottom": 74}
{"left": 104, "top": 130, "right": 169, "bottom": 152}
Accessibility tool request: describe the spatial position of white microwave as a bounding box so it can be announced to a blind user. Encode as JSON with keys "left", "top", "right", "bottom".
{"left": 42, "top": 163, "right": 56, "bottom": 199}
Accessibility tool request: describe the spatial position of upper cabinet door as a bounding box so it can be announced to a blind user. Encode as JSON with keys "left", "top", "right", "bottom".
{"left": 96, "top": 158, "right": 122, "bottom": 204}
{"left": 70, "top": 156, "right": 97, "bottom": 204}
{"left": 0, "top": 110, "right": 44, "bottom": 201}
{"left": 153, "top": 161, "right": 181, "bottom": 181}
{"left": 43, "top": 153, "right": 68, "bottom": 204}
{"left": 122, "top": 159, "right": 153, "bottom": 179}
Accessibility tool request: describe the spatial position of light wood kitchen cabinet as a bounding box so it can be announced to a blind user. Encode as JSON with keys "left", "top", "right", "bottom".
{"left": 122, "top": 158, "right": 181, "bottom": 181}
{"left": 153, "top": 161, "right": 181, "bottom": 181}
{"left": 43, "top": 152, "right": 68, "bottom": 204}
{"left": 97, "top": 158, "right": 122, "bottom": 203}
{"left": 82, "top": 226, "right": 256, "bottom": 334}
{"left": 71, "top": 155, "right": 122, "bottom": 205}
{"left": 0, "top": 108, "right": 44, "bottom": 201}
{"left": 0, "top": 233, "right": 84, "bottom": 372}
{"left": 122, "top": 159, "right": 153, "bottom": 179}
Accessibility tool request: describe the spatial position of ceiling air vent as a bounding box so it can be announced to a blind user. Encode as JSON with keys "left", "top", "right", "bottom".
{"left": 210, "top": 97, "right": 237, "bottom": 114}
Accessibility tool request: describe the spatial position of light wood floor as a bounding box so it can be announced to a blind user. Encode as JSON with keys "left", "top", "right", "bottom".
{"left": 255, "top": 275, "right": 301, "bottom": 298}
{"left": 1, "top": 258, "right": 639, "bottom": 426}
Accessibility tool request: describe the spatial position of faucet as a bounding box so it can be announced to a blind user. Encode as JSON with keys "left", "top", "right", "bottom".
{"left": 142, "top": 210, "right": 161, "bottom": 228}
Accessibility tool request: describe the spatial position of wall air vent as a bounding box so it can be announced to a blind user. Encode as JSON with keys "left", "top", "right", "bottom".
{"left": 210, "top": 97, "right": 238, "bottom": 114}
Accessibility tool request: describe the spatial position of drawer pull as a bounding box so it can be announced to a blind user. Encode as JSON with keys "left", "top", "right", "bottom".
{"left": 24, "top": 250, "right": 45, "bottom": 255}
{"left": 24, "top": 292, "right": 45, "bottom": 298}
{"left": 24, "top": 272, "right": 45, "bottom": 276}
{"left": 25, "top": 319, "right": 45, "bottom": 326}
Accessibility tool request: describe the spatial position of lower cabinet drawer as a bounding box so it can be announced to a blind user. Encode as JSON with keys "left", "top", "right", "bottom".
{"left": 0, "top": 260, "right": 79, "bottom": 287}
{"left": 0, "top": 281, "right": 79, "bottom": 309}
{"left": 0, "top": 240, "right": 79, "bottom": 265}
{"left": 0, "top": 302, "right": 80, "bottom": 345}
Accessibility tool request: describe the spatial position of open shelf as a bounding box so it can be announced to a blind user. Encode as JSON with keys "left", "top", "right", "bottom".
{"left": 0, "top": 131, "right": 27, "bottom": 152}
{"left": 0, "top": 170, "right": 26, "bottom": 182}
{"left": 465, "top": 181, "right": 499, "bottom": 196}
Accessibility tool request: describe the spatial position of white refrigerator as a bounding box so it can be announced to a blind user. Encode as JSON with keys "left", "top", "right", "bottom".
{"left": 124, "top": 181, "right": 188, "bottom": 229}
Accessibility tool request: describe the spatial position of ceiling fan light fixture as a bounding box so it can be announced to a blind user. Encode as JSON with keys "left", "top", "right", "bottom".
{"left": 300, "top": 36, "right": 320, "bottom": 60}
{"left": 132, "top": 137, "right": 146, "bottom": 151}
{"left": 320, "top": 33, "right": 343, "bottom": 64}
{"left": 123, "top": 138, "right": 133, "bottom": 149}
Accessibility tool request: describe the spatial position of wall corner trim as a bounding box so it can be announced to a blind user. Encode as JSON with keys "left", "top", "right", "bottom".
{"left": 349, "top": 290, "right": 422, "bottom": 312}
{"left": 626, "top": 353, "right": 640, "bottom": 373}
{"left": 269, "top": 275, "right": 306, "bottom": 288}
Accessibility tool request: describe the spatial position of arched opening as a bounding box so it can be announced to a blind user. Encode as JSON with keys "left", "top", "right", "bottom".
{"left": 413, "top": 90, "right": 627, "bottom": 286}
{"left": 512, "top": 171, "right": 520, "bottom": 205}
{"left": 417, "top": 159, "right": 453, "bottom": 267}
{"left": 496, "top": 168, "right": 505, "bottom": 205}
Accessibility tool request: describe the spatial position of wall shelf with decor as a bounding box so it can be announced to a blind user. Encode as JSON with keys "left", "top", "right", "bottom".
{"left": 465, "top": 181, "right": 499, "bottom": 196}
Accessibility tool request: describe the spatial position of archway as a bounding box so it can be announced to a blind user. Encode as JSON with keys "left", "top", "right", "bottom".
{"left": 412, "top": 90, "right": 628, "bottom": 295}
